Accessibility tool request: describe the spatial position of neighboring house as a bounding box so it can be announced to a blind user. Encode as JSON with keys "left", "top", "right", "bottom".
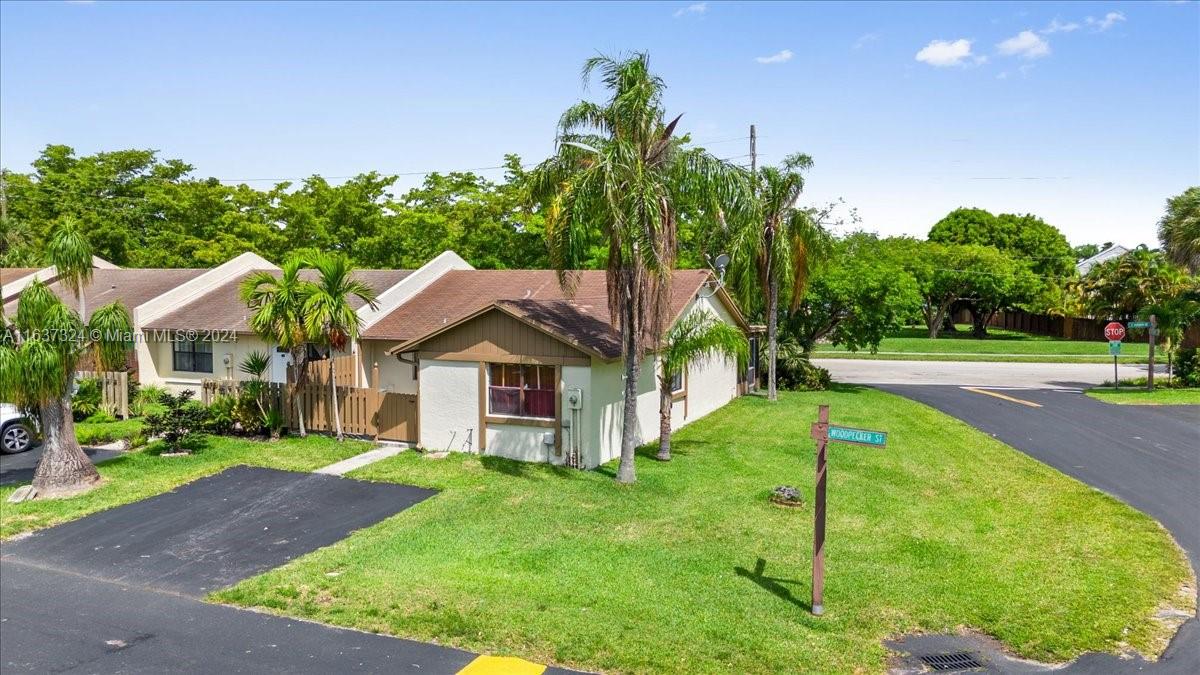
{"left": 1, "top": 256, "right": 120, "bottom": 305}
{"left": 360, "top": 268, "right": 749, "bottom": 467}
{"left": 1076, "top": 245, "right": 1129, "bottom": 276}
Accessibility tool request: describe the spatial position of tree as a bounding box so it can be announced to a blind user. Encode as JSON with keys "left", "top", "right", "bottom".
{"left": 45, "top": 217, "right": 94, "bottom": 322}
{"left": 302, "top": 252, "right": 378, "bottom": 441}
{"left": 241, "top": 256, "right": 314, "bottom": 437}
{"left": 1139, "top": 296, "right": 1200, "bottom": 382}
{"left": 732, "top": 154, "right": 831, "bottom": 401}
{"left": 527, "top": 53, "right": 749, "bottom": 484}
{"left": 1158, "top": 187, "right": 1199, "bottom": 274}
{"left": 656, "top": 311, "right": 746, "bottom": 461}
{"left": 0, "top": 281, "right": 132, "bottom": 497}
{"left": 1076, "top": 248, "right": 1190, "bottom": 320}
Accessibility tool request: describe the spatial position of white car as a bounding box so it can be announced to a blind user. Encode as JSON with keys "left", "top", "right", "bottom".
{"left": 1, "top": 403, "right": 35, "bottom": 454}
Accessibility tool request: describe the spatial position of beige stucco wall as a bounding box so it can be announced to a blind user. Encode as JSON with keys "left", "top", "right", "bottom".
{"left": 357, "top": 340, "right": 418, "bottom": 394}
{"left": 143, "top": 334, "right": 274, "bottom": 394}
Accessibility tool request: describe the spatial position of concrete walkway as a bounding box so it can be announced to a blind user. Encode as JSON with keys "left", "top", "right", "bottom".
{"left": 314, "top": 443, "right": 410, "bottom": 476}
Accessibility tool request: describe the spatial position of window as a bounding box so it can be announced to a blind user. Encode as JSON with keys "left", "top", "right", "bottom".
{"left": 670, "top": 369, "right": 684, "bottom": 394}
{"left": 172, "top": 338, "right": 213, "bottom": 373}
{"left": 488, "top": 364, "right": 555, "bottom": 419}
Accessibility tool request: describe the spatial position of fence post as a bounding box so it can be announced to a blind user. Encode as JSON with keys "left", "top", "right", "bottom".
{"left": 372, "top": 362, "right": 380, "bottom": 390}
{"left": 119, "top": 371, "right": 129, "bottom": 419}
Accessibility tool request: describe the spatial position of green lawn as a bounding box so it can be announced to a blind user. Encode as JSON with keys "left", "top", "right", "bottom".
{"left": 0, "top": 434, "right": 369, "bottom": 538}
{"left": 75, "top": 417, "right": 146, "bottom": 447}
{"left": 214, "top": 388, "right": 1193, "bottom": 674}
{"left": 1086, "top": 387, "right": 1200, "bottom": 405}
{"left": 814, "top": 325, "right": 1150, "bottom": 363}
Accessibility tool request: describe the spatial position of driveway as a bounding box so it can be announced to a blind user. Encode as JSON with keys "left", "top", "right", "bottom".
{"left": 876, "top": 381, "right": 1199, "bottom": 674}
{"left": 815, "top": 358, "right": 1161, "bottom": 388}
{"left": 1, "top": 465, "right": 582, "bottom": 673}
{"left": 0, "top": 443, "right": 123, "bottom": 486}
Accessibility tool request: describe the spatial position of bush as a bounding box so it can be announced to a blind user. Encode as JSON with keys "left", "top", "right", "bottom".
{"left": 144, "top": 390, "right": 208, "bottom": 454}
{"left": 205, "top": 394, "right": 237, "bottom": 435}
{"left": 71, "top": 377, "right": 103, "bottom": 420}
{"left": 132, "top": 384, "right": 169, "bottom": 417}
{"left": 1175, "top": 347, "right": 1199, "bottom": 387}
{"left": 83, "top": 410, "right": 117, "bottom": 424}
{"left": 772, "top": 340, "right": 832, "bottom": 391}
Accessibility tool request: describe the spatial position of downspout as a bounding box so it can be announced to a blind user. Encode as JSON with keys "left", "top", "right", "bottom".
{"left": 396, "top": 351, "right": 418, "bottom": 380}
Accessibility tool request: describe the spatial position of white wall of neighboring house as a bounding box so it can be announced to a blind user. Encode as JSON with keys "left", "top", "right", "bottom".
{"left": 418, "top": 360, "right": 480, "bottom": 453}
{"left": 146, "top": 334, "right": 273, "bottom": 394}
{"left": 134, "top": 252, "right": 278, "bottom": 390}
{"left": 357, "top": 340, "right": 418, "bottom": 394}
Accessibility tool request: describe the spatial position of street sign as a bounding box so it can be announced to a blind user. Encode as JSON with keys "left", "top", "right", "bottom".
{"left": 808, "top": 406, "right": 887, "bottom": 617}
{"left": 828, "top": 426, "right": 888, "bottom": 447}
{"left": 1109, "top": 340, "right": 1122, "bottom": 356}
{"left": 1127, "top": 321, "right": 1151, "bottom": 329}
{"left": 1104, "top": 322, "right": 1126, "bottom": 341}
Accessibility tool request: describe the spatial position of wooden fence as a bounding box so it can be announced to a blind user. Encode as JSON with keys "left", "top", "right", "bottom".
{"left": 200, "top": 378, "right": 417, "bottom": 443}
{"left": 294, "top": 353, "right": 361, "bottom": 387}
{"left": 989, "top": 309, "right": 1200, "bottom": 346}
{"left": 77, "top": 370, "right": 129, "bottom": 419}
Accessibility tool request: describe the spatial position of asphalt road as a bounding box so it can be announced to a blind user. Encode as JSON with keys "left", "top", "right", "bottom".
{"left": 815, "top": 358, "right": 1161, "bottom": 388}
{"left": 0, "top": 443, "right": 122, "bottom": 486}
{"left": 880, "top": 384, "right": 1199, "bottom": 674}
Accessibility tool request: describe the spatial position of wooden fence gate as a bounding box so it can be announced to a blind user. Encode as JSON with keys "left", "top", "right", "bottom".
{"left": 77, "top": 370, "right": 129, "bottom": 419}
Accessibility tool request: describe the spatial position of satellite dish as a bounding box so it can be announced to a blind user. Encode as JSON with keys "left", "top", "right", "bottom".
{"left": 714, "top": 254, "right": 731, "bottom": 273}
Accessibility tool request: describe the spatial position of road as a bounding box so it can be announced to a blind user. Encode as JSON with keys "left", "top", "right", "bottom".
{"left": 814, "top": 358, "right": 1161, "bottom": 388}
{"left": 837, "top": 360, "right": 1199, "bottom": 673}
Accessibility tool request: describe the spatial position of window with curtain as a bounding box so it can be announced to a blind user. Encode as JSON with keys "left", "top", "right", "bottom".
{"left": 488, "top": 364, "right": 555, "bottom": 419}
{"left": 172, "top": 338, "right": 213, "bottom": 373}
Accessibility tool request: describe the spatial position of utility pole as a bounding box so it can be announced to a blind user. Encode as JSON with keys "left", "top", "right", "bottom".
{"left": 749, "top": 124, "right": 757, "bottom": 177}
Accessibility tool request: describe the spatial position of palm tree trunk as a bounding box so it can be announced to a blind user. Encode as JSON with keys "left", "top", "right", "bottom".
{"left": 291, "top": 352, "right": 307, "bottom": 437}
{"left": 616, "top": 278, "right": 639, "bottom": 484}
{"left": 767, "top": 276, "right": 779, "bottom": 401}
{"left": 329, "top": 358, "right": 343, "bottom": 441}
{"left": 657, "top": 376, "right": 672, "bottom": 461}
{"left": 77, "top": 287, "right": 86, "bottom": 324}
{"left": 32, "top": 388, "right": 101, "bottom": 498}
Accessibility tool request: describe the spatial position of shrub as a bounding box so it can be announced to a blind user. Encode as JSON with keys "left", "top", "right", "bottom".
{"left": 132, "top": 384, "right": 169, "bottom": 417}
{"left": 205, "top": 394, "right": 237, "bottom": 435}
{"left": 144, "top": 390, "right": 208, "bottom": 454}
{"left": 1175, "top": 347, "right": 1199, "bottom": 387}
{"left": 71, "top": 377, "right": 103, "bottom": 420}
{"left": 83, "top": 410, "right": 117, "bottom": 424}
{"left": 772, "top": 340, "right": 831, "bottom": 391}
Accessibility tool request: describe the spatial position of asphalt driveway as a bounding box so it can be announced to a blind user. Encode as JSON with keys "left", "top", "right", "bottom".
{"left": 0, "top": 443, "right": 123, "bottom": 486}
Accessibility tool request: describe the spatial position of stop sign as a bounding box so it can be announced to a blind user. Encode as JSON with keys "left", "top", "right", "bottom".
{"left": 1104, "top": 321, "right": 1126, "bottom": 341}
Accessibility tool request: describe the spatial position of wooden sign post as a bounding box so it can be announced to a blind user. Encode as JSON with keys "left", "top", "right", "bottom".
{"left": 808, "top": 404, "right": 887, "bottom": 616}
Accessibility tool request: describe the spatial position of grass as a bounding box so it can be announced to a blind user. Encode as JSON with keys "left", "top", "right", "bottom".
{"left": 213, "top": 387, "right": 1193, "bottom": 674}
{"left": 1087, "top": 386, "right": 1200, "bottom": 405}
{"left": 74, "top": 417, "right": 146, "bottom": 446}
{"left": 813, "top": 325, "right": 1150, "bottom": 363}
{"left": 0, "top": 434, "right": 369, "bottom": 539}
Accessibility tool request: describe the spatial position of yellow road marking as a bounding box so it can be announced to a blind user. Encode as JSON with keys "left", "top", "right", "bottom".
{"left": 962, "top": 387, "right": 1042, "bottom": 408}
{"left": 457, "top": 655, "right": 547, "bottom": 675}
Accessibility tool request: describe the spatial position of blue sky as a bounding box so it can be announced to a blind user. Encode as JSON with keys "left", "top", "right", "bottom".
{"left": 2, "top": 1, "right": 1197, "bottom": 248}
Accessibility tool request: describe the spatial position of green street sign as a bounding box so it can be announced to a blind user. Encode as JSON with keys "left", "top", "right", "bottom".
{"left": 1127, "top": 321, "right": 1151, "bottom": 329}
{"left": 828, "top": 426, "right": 888, "bottom": 447}
{"left": 1109, "top": 340, "right": 1122, "bottom": 356}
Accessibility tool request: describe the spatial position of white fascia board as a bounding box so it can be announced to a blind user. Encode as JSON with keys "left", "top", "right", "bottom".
{"left": 133, "top": 251, "right": 278, "bottom": 327}
{"left": 360, "top": 250, "right": 474, "bottom": 330}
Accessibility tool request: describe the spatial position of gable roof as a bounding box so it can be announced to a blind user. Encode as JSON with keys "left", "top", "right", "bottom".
{"left": 2, "top": 268, "right": 209, "bottom": 321}
{"left": 142, "top": 269, "right": 413, "bottom": 333}
{"left": 1, "top": 268, "right": 39, "bottom": 286}
{"left": 365, "top": 269, "right": 745, "bottom": 360}
{"left": 1076, "top": 245, "right": 1129, "bottom": 276}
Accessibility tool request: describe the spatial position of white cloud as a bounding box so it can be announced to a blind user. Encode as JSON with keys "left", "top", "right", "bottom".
{"left": 853, "top": 32, "right": 880, "bottom": 49}
{"left": 1041, "top": 19, "right": 1080, "bottom": 34}
{"left": 1086, "top": 11, "right": 1126, "bottom": 31}
{"left": 914, "top": 39, "right": 975, "bottom": 67}
{"left": 673, "top": 2, "right": 706, "bottom": 17}
{"left": 997, "top": 30, "right": 1051, "bottom": 59}
{"left": 755, "top": 49, "right": 793, "bottom": 64}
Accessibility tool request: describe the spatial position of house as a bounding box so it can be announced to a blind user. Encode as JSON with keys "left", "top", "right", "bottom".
{"left": 1076, "top": 245, "right": 1129, "bottom": 276}
{"left": 359, "top": 268, "right": 749, "bottom": 467}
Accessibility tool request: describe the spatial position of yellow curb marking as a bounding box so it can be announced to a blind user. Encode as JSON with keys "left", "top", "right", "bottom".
{"left": 457, "top": 655, "right": 547, "bottom": 675}
{"left": 962, "top": 387, "right": 1042, "bottom": 408}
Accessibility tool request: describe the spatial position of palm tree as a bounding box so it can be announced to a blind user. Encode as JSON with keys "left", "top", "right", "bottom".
{"left": 241, "top": 256, "right": 313, "bottom": 437}
{"left": 1140, "top": 297, "right": 1200, "bottom": 383}
{"left": 0, "top": 281, "right": 132, "bottom": 498}
{"left": 1158, "top": 187, "right": 1199, "bottom": 274}
{"left": 302, "top": 252, "right": 377, "bottom": 441}
{"left": 528, "top": 53, "right": 750, "bottom": 484}
{"left": 45, "top": 217, "right": 93, "bottom": 322}
{"left": 656, "top": 311, "right": 747, "bottom": 461}
{"left": 732, "top": 154, "right": 832, "bottom": 400}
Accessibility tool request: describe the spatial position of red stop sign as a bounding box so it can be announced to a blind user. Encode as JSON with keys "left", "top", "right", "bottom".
{"left": 1104, "top": 322, "right": 1126, "bottom": 341}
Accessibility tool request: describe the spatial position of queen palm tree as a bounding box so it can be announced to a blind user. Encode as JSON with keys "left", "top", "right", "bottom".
{"left": 45, "top": 217, "right": 93, "bottom": 322}
{"left": 528, "top": 53, "right": 750, "bottom": 484}
{"left": 656, "top": 311, "right": 747, "bottom": 461}
{"left": 732, "top": 154, "right": 832, "bottom": 400}
{"left": 302, "top": 252, "right": 377, "bottom": 441}
{"left": 0, "top": 281, "right": 132, "bottom": 498}
{"left": 241, "top": 255, "right": 314, "bottom": 437}
{"left": 1158, "top": 187, "right": 1199, "bottom": 274}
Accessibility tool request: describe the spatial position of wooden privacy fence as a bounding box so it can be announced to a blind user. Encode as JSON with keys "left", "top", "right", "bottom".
{"left": 990, "top": 309, "right": 1200, "bottom": 346}
{"left": 293, "top": 353, "right": 361, "bottom": 387}
{"left": 200, "top": 378, "right": 417, "bottom": 443}
{"left": 77, "top": 370, "right": 129, "bottom": 419}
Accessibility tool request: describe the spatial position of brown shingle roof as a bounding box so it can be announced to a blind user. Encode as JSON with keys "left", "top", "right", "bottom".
{"left": 1, "top": 268, "right": 39, "bottom": 286}
{"left": 363, "top": 269, "right": 721, "bottom": 359}
{"left": 3, "top": 268, "right": 208, "bottom": 321}
{"left": 142, "top": 269, "right": 413, "bottom": 333}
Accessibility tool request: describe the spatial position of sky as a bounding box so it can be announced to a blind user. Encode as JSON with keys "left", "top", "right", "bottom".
{"left": 2, "top": 0, "right": 1198, "bottom": 249}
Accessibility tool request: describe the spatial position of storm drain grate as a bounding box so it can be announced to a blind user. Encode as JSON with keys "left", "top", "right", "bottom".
{"left": 918, "top": 651, "right": 985, "bottom": 671}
